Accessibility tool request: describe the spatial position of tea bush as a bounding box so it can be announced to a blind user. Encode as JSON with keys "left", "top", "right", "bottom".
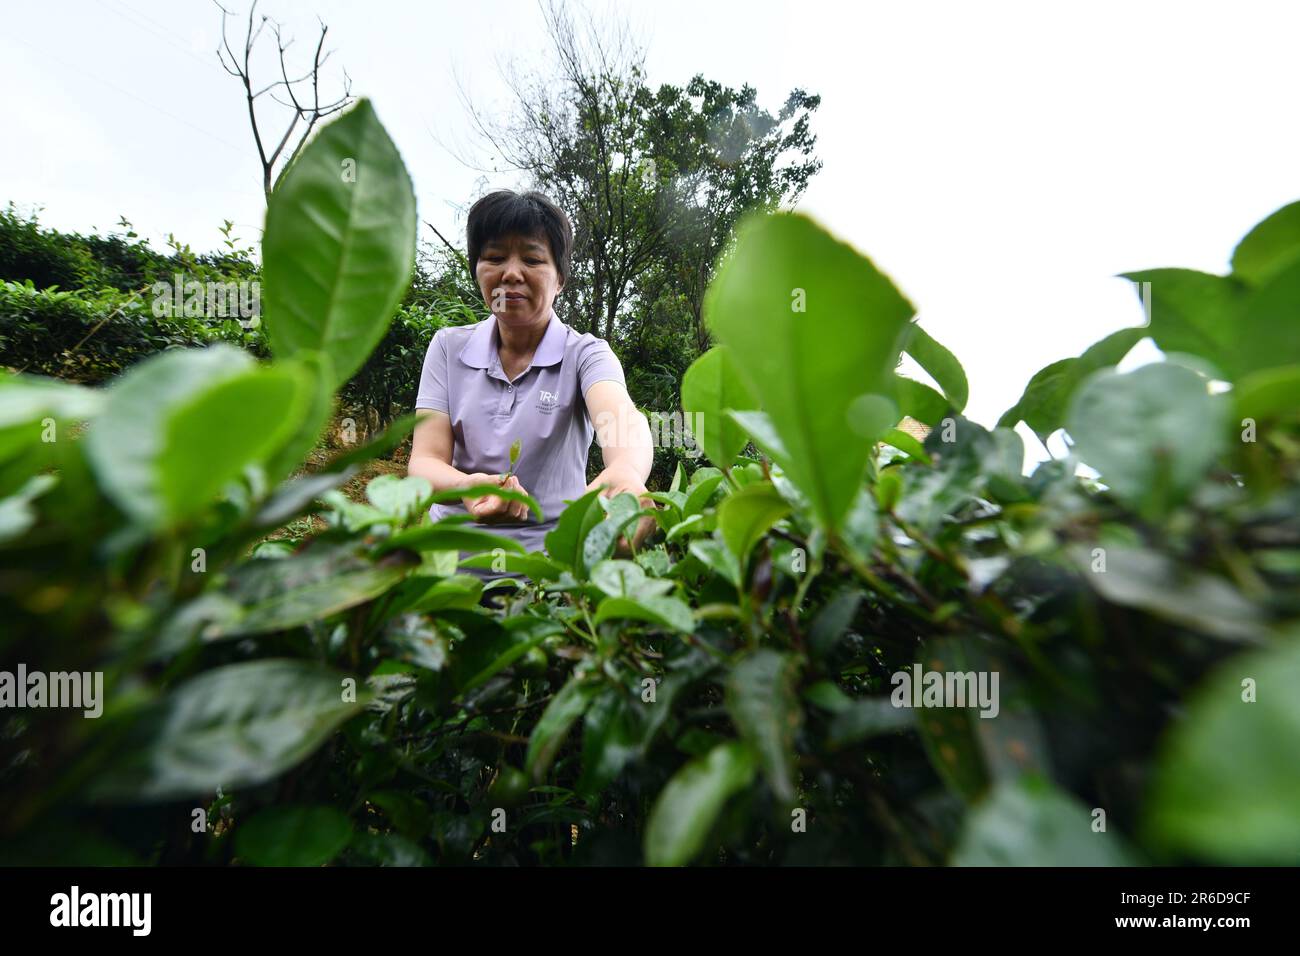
{"left": 1, "top": 99, "right": 1297, "bottom": 866}
{"left": 0, "top": 280, "right": 260, "bottom": 384}
{"left": 0, "top": 205, "right": 104, "bottom": 292}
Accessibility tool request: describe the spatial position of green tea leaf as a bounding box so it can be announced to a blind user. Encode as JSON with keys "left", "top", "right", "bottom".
{"left": 1069, "top": 545, "right": 1265, "bottom": 642}
{"left": 0, "top": 473, "right": 58, "bottom": 543}
{"left": 251, "top": 467, "right": 356, "bottom": 530}
{"left": 953, "top": 775, "right": 1140, "bottom": 866}
{"left": 594, "top": 594, "right": 696, "bottom": 634}
{"left": 578, "top": 688, "right": 641, "bottom": 798}
{"left": 363, "top": 790, "right": 432, "bottom": 841}
{"left": 454, "top": 624, "right": 549, "bottom": 694}
{"left": 326, "top": 410, "right": 424, "bottom": 472}
{"left": 262, "top": 99, "right": 417, "bottom": 387}
{"left": 544, "top": 488, "right": 605, "bottom": 575}
{"left": 725, "top": 650, "right": 801, "bottom": 805}
{"left": 1148, "top": 635, "right": 1300, "bottom": 863}
{"left": 716, "top": 480, "right": 790, "bottom": 567}
{"left": 809, "top": 589, "right": 864, "bottom": 661}
{"left": 87, "top": 345, "right": 308, "bottom": 528}
{"left": 894, "top": 376, "right": 949, "bottom": 428}
{"left": 644, "top": 741, "right": 757, "bottom": 866}
{"left": 827, "top": 698, "right": 915, "bottom": 748}
{"left": 914, "top": 638, "right": 991, "bottom": 802}
{"left": 705, "top": 212, "right": 913, "bottom": 534}
{"left": 590, "top": 559, "right": 672, "bottom": 599}
{"left": 664, "top": 513, "right": 712, "bottom": 542}
{"left": 1231, "top": 199, "right": 1300, "bottom": 286}
{"left": 1234, "top": 363, "right": 1300, "bottom": 424}
{"left": 881, "top": 427, "right": 931, "bottom": 463}
{"left": 394, "top": 574, "right": 484, "bottom": 614}
{"left": 1234, "top": 258, "right": 1300, "bottom": 377}
{"left": 894, "top": 416, "right": 993, "bottom": 532}
{"left": 425, "top": 482, "right": 542, "bottom": 519}
{"left": 668, "top": 460, "right": 685, "bottom": 493}
{"left": 1067, "top": 363, "right": 1228, "bottom": 520}
{"left": 235, "top": 805, "right": 352, "bottom": 866}
{"left": 365, "top": 474, "right": 433, "bottom": 523}
{"left": 688, "top": 535, "right": 742, "bottom": 589}
{"left": 680, "top": 346, "right": 758, "bottom": 467}
{"left": 460, "top": 550, "right": 566, "bottom": 582}
{"left": 682, "top": 473, "right": 726, "bottom": 519}
{"left": 526, "top": 676, "right": 601, "bottom": 783}
{"left": 723, "top": 409, "right": 790, "bottom": 462}
{"left": 0, "top": 373, "right": 104, "bottom": 463}
{"left": 998, "top": 327, "right": 1145, "bottom": 440}
{"left": 89, "top": 660, "right": 369, "bottom": 802}
{"left": 372, "top": 522, "right": 526, "bottom": 557}
{"left": 586, "top": 492, "right": 644, "bottom": 564}
{"left": 219, "top": 563, "right": 412, "bottom": 637}
{"left": 259, "top": 351, "right": 338, "bottom": 488}
{"left": 902, "top": 322, "right": 968, "bottom": 412}
{"left": 346, "top": 832, "right": 430, "bottom": 867}
{"left": 1120, "top": 269, "right": 1244, "bottom": 378}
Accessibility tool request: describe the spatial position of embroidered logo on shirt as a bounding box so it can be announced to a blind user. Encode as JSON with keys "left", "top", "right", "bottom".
{"left": 536, "top": 389, "right": 559, "bottom": 414}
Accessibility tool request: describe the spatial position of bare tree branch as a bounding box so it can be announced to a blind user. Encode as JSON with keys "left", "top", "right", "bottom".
{"left": 423, "top": 220, "right": 476, "bottom": 290}
{"left": 213, "top": 0, "right": 354, "bottom": 203}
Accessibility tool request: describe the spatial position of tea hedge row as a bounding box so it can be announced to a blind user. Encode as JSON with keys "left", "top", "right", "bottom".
{"left": 2, "top": 99, "right": 1298, "bottom": 866}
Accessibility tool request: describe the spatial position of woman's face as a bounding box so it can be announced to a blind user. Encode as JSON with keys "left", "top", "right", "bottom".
{"left": 476, "top": 231, "right": 563, "bottom": 329}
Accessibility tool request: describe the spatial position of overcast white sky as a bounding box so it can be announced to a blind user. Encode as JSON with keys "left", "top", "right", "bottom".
{"left": 5, "top": 0, "right": 1299, "bottom": 464}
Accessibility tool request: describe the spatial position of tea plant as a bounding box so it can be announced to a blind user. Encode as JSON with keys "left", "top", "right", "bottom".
{"left": 502, "top": 438, "right": 522, "bottom": 484}
{"left": 1, "top": 98, "right": 1297, "bottom": 866}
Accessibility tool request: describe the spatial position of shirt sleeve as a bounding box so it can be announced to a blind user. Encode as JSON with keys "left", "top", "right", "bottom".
{"left": 415, "top": 328, "right": 450, "bottom": 413}
{"left": 577, "top": 337, "right": 626, "bottom": 397}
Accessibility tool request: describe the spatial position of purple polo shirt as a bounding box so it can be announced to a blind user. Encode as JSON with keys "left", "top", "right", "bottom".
{"left": 414, "top": 308, "right": 626, "bottom": 581}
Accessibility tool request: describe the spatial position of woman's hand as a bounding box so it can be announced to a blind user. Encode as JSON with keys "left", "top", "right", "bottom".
{"left": 461, "top": 473, "right": 532, "bottom": 524}
{"left": 585, "top": 465, "right": 657, "bottom": 557}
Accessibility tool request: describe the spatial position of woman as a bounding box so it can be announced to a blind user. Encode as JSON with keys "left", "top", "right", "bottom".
{"left": 408, "top": 190, "right": 656, "bottom": 595}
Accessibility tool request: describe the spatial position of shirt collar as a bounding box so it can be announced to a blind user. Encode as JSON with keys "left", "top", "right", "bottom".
{"left": 458, "top": 307, "right": 567, "bottom": 371}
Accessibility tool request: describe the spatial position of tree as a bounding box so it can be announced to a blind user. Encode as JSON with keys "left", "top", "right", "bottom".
{"left": 215, "top": 0, "right": 353, "bottom": 203}
{"left": 634, "top": 76, "right": 823, "bottom": 356}
{"left": 449, "top": 0, "right": 822, "bottom": 354}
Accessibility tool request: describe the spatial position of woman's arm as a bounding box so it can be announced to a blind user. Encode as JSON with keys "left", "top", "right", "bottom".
{"left": 408, "top": 410, "right": 481, "bottom": 491}
{"left": 409, "top": 329, "right": 524, "bottom": 519}
{"left": 583, "top": 380, "right": 656, "bottom": 554}
{"left": 584, "top": 381, "right": 653, "bottom": 485}
{"left": 408, "top": 410, "right": 526, "bottom": 518}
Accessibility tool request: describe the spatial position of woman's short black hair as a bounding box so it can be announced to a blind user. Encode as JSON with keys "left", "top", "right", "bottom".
{"left": 466, "top": 189, "right": 573, "bottom": 288}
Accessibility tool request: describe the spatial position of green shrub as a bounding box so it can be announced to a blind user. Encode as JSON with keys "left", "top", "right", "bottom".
{"left": 0, "top": 204, "right": 102, "bottom": 291}
{"left": 0, "top": 280, "right": 263, "bottom": 384}
{"left": 0, "top": 209, "right": 471, "bottom": 440}
{"left": 2, "top": 99, "right": 1297, "bottom": 867}
{"left": 344, "top": 304, "right": 452, "bottom": 435}
{"left": 0, "top": 205, "right": 242, "bottom": 294}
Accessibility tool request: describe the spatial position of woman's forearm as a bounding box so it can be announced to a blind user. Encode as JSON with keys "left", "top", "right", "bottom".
{"left": 407, "top": 454, "right": 488, "bottom": 494}
{"left": 598, "top": 409, "right": 654, "bottom": 483}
